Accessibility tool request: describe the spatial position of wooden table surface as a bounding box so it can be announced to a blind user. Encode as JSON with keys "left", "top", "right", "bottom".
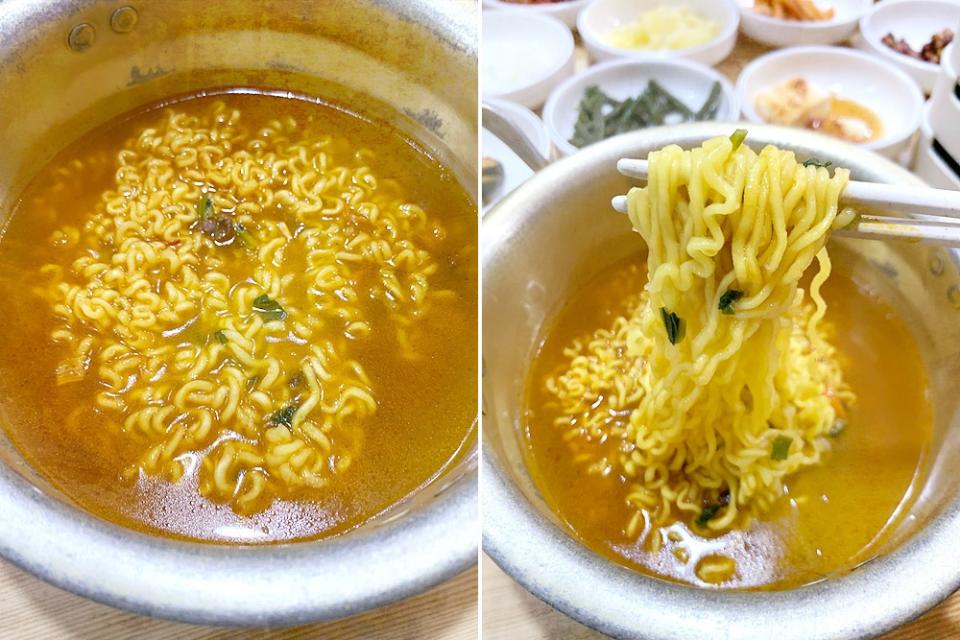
{"left": 482, "top": 32, "right": 960, "bottom": 640}
{"left": 0, "top": 559, "right": 477, "bottom": 640}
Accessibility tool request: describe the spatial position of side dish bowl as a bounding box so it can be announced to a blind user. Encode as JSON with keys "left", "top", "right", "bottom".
{"left": 737, "top": 46, "right": 924, "bottom": 159}
{"left": 927, "top": 44, "right": 960, "bottom": 162}
{"left": 738, "top": 0, "right": 871, "bottom": 48}
{"left": 543, "top": 58, "right": 739, "bottom": 157}
{"left": 482, "top": 11, "right": 575, "bottom": 108}
{"left": 914, "top": 101, "right": 960, "bottom": 190}
{"left": 0, "top": 0, "right": 478, "bottom": 626}
{"left": 577, "top": 0, "right": 739, "bottom": 66}
{"left": 483, "top": 121, "right": 960, "bottom": 639}
{"left": 858, "top": 0, "right": 960, "bottom": 94}
{"left": 482, "top": 98, "right": 552, "bottom": 211}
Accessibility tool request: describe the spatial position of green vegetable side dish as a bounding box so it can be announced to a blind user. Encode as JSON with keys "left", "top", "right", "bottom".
{"left": 570, "top": 81, "right": 724, "bottom": 149}
{"left": 253, "top": 294, "right": 287, "bottom": 322}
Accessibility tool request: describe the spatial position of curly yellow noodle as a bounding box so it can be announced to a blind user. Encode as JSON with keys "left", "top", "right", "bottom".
{"left": 37, "top": 101, "right": 445, "bottom": 515}
{"left": 546, "top": 136, "right": 856, "bottom": 543}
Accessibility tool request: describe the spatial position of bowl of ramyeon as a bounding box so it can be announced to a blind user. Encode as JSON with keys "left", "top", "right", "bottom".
{"left": 0, "top": 0, "right": 478, "bottom": 626}
{"left": 482, "top": 121, "right": 960, "bottom": 639}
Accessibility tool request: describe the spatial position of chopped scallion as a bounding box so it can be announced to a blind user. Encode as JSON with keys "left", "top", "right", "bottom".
{"left": 213, "top": 329, "right": 228, "bottom": 345}
{"left": 235, "top": 222, "right": 257, "bottom": 250}
{"left": 730, "top": 128, "right": 748, "bottom": 150}
{"left": 718, "top": 289, "right": 744, "bottom": 315}
{"left": 660, "top": 307, "right": 685, "bottom": 345}
{"left": 695, "top": 491, "right": 731, "bottom": 528}
{"left": 270, "top": 404, "right": 297, "bottom": 429}
{"left": 197, "top": 194, "right": 214, "bottom": 221}
{"left": 253, "top": 294, "right": 287, "bottom": 322}
{"left": 771, "top": 435, "right": 792, "bottom": 461}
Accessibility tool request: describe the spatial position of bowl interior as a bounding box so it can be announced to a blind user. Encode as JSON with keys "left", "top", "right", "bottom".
{"left": 481, "top": 12, "right": 574, "bottom": 97}
{"left": 0, "top": 0, "right": 477, "bottom": 626}
{"left": 544, "top": 60, "right": 739, "bottom": 156}
{"left": 738, "top": 47, "right": 922, "bottom": 150}
{"left": 483, "top": 122, "right": 960, "bottom": 639}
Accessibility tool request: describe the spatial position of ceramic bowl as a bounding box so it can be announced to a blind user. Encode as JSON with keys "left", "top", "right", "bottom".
{"left": 482, "top": 11, "right": 575, "bottom": 108}
{"left": 737, "top": 45, "right": 924, "bottom": 159}
{"left": 577, "top": 0, "right": 739, "bottom": 66}
{"left": 858, "top": 0, "right": 960, "bottom": 94}
{"left": 543, "top": 57, "right": 740, "bottom": 157}
{"left": 482, "top": 98, "right": 552, "bottom": 211}
{"left": 738, "top": 0, "right": 871, "bottom": 47}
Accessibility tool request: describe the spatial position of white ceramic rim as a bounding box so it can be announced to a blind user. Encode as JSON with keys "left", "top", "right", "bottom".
{"left": 928, "top": 46, "right": 959, "bottom": 139}
{"left": 919, "top": 98, "right": 960, "bottom": 188}
{"left": 483, "top": 97, "right": 551, "bottom": 156}
{"left": 577, "top": 0, "right": 740, "bottom": 62}
{"left": 736, "top": 45, "right": 924, "bottom": 153}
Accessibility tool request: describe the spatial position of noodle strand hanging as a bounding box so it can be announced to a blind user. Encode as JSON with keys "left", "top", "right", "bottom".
{"left": 546, "top": 133, "right": 854, "bottom": 541}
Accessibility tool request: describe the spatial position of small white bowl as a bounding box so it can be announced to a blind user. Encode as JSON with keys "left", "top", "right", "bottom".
{"left": 914, "top": 101, "right": 960, "bottom": 189}
{"left": 577, "top": 0, "right": 739, "bottom": 66}
{"left": 859, "top": 0, "right": 960, "bottom": 94}
{"left": 482, "top": 99, "right": 552, "bottom": 212}
{"left": 928, "top": 48, "right": 960, "bottom": 162}
{"left": 738, "top": 0, "right": 870, "bottom": 47}
{"left": 543, "top": 58, "right": 740, "bottom": 157}
{"left": 482, "top": 11, "right": 575, "bottom": 109}
{"left": 481, "top": 0, "right": 591, "bottom": 29}
{"left": 737, "top": 46, "right": 924, "bottom": 160}
{"left": 952, "top": 36, "right": 960, "bottom": 73}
